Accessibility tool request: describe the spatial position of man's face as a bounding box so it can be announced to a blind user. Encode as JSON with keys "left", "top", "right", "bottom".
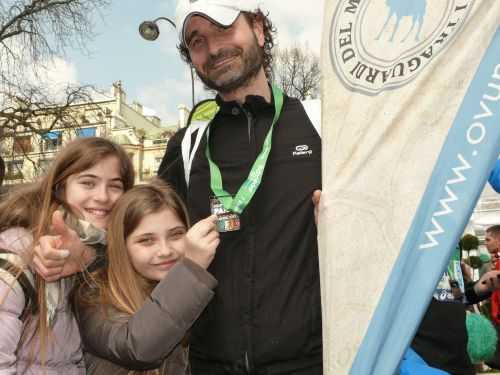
{"left": 485, "top": 231, "right": 500, "bottom": 255}
{"left": 184, "top": 13, "right": 265, "bottom": 94}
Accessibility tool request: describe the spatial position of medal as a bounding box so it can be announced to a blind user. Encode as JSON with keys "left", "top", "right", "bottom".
{"left": 205, "top": 85, "right": 284, "bottom": 225}
{"left": 210, "top": 196, "right": 241, "bottom": 232}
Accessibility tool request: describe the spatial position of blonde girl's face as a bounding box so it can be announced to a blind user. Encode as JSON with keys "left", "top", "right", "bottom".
{"left": 126, "top": 208, "right": 187, "bottom": 281}
{"left": 64, "top": 156, "right": 125, "bottom": 230}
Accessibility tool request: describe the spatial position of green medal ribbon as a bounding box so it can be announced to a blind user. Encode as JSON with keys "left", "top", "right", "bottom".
{"left": 206, "top": 85, "right": 284, "bottom": 214}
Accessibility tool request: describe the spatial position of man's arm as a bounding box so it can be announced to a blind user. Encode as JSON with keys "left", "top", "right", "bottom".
{"left": 158, "top": 128, "right": 188, "bottom": 201}
{"left": 465, "top": 269, "right": 500, "bottom": 304}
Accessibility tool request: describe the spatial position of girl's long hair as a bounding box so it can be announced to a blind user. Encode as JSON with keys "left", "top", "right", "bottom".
{"left": 75, "top": 180, "right": 189, "bottom": 375}
{"left": 0, "top": 137, "right": 135, "bottom": 368}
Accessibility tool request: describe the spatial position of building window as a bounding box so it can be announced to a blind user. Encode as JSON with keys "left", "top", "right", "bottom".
{"left": 5, "top": 160, "right": 23, "bottom": 180}
{"left": 13, "top": 136, "right": 32, "bottom": 154}
{"left": 77, "top": 127, "right": 96, "bottom": 138}
{"left": 43, "top": 131, "right": 62, "bottom": 151}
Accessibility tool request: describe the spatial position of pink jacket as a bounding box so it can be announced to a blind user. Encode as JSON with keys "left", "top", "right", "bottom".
{"left": 0, "top": 227, "right": 85, "bottom": 375}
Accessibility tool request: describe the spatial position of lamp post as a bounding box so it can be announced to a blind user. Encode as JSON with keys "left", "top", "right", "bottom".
{"left": 139, "top": 17, "right": 195, "bottom": 109}
{"left": 0, "top": 155, "right": 5, "bottom": 187}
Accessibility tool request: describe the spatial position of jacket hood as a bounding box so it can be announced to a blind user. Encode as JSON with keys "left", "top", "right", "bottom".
{"left": 0, "top": 227, "right": 33, "bottom": 259}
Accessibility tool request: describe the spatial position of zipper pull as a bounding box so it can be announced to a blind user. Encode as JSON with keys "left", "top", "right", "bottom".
{"left": 245, "top": 352, "right": 251, "bottom": 373}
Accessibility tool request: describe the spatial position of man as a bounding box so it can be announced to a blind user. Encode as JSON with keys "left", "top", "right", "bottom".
{"left": 485, "top": 225, "right": 500, "bottom": 264}
{"left": 483, "top": 225, "right": 500, "bottom": 371}
{"left": 486, "top": 225, "right": 500, "bottom": 328}
{"left": 158, "top": 1, "right": 322, "bottom": 373}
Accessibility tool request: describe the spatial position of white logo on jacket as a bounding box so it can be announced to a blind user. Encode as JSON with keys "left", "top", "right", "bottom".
{"left": 293, "top": 145, "right": 313, "bottom": 157}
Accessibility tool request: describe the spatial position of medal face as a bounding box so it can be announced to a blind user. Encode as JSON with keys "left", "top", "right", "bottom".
{"left": 210, "top": 196, "right": 240, "bottom": 232}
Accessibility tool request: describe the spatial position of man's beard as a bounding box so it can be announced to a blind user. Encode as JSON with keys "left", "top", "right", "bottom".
{"left": 195, "top": 36, "right": 264, "bottom": 95}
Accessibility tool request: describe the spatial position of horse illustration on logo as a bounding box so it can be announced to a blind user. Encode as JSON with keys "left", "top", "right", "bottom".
{"left": 330, "top": 0, "right": 472, "bottom": 94}
{"left": 375, "top": 0, "right": 427, "bottom": 42}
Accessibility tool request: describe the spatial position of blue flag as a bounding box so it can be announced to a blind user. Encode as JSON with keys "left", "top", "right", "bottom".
{"left": 350, "top": 29, "right": 500, "bottom": 375}
{"left": 320, "top": 1, "right": 500, "bottom": 373}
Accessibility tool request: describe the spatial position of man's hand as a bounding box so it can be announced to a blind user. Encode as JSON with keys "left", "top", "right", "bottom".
{"left": 312, "top": 190, "right": 322, "bottom": 226}
{"left": 183, "top": 215, "right": 220, "bottom": 269}
{"left": 33, "top": 211, "right": 96, "bottom": 282}
{"left": 474, "top": 270, "right": 500, "bottom": 296}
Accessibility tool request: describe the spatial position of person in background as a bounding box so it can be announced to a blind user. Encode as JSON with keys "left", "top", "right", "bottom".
{"left": 485, "top": 225, "right": 500, "bottom": 265}
{"left": 484, "top": 225, "right": 500, "bottom": 370}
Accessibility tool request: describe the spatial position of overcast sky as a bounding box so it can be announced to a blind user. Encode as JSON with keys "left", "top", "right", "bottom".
{"left": 51, "top": 0, "right": 324, "bottom": 125}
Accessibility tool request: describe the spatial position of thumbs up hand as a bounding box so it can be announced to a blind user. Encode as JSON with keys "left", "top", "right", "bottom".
{"left": 33, "top": 211, "right": 96, "bottom": 282}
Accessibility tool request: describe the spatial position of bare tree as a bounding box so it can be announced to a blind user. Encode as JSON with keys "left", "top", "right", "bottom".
{"left": 1, "top": 82, "right": 97, "bottom": 136}
{"left": 0, "top": 0, "right": 108, "bottom": 75}
{"left": 272, "top": 45, "right": 321, "bottom": 100}
{"left": 0, "top": 0, "right": 109, "bottom": 180}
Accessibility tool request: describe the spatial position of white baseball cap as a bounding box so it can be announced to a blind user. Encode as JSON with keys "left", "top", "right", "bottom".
{"left": 175, "top": 0, "right": 262, "bottom": 46}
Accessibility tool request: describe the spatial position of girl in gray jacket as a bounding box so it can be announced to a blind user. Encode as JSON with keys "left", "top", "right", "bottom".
{"left": 73, "top": 181, "right": 219, "bottom": 375}
{"left": 0, "top": 137, "right": 135, "bottom": 374}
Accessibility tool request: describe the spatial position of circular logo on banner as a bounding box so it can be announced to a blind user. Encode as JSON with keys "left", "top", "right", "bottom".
{"left": 329, "top": 0, "right": 474, "bottom": 94}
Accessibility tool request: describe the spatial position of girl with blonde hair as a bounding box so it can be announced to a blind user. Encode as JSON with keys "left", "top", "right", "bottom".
{"left": 0, "top": 137, "right": 135, "bottom": 374}
{"left": 74, "top": 180, "right": 219, "bottom": 375}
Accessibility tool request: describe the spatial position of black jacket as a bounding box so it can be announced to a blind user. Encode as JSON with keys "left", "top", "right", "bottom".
{"left": 159, "top": 92, "right": 322, "bottom": 373}
{"left": 412, "top": 298, "right": 474, "bottom": 375}
{"left": 412, "top": 282, "right": 491, "bottom": 375}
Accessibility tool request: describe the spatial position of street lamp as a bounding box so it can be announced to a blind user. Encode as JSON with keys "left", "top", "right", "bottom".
{"left": 0, "top": 155, "right": 5, "bottom": 187}
{"left": 139, "top": 17, "right": 195, "bottom": 108}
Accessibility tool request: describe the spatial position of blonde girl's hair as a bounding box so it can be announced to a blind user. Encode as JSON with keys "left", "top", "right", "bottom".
{"left": 76, "top": 179, "right": 189, "bottom": 375}
{"left": 0, "top": 137, "right": 135, "bottom": 368}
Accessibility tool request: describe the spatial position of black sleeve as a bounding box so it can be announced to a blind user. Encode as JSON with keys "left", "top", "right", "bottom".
{"left": 465, "top": 281, "right": 492, "bottom": 305}
{"left": 158, "top": 128, "right": 188, "bottom": 202}
{"left": 411, "top": 299, "right": 474, "bottom": 375}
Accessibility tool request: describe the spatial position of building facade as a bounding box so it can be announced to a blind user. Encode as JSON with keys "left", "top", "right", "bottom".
{"left": 0, "top": 82, "right": 189, "bottom": 185}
